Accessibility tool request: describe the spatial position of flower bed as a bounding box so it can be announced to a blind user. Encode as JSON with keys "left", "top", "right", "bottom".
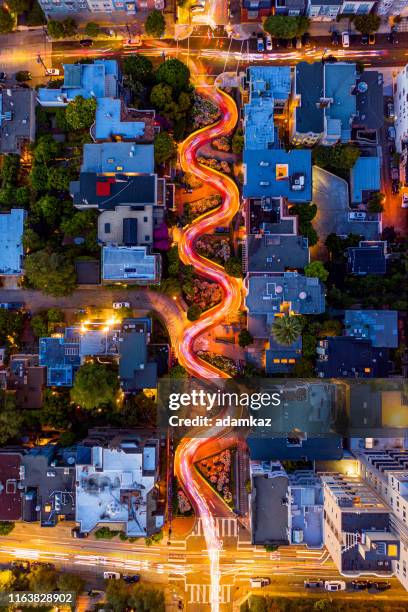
{"left": 185, "top": 278, "right": 222, "bottom": 311}
{"left": 172, "top": 477, "right": 194, "bottom": 517}
{"left": 196, "top": 351, "right": 238, "bottom": 376}
{"left": 188, "top": 195, "right": 221, "bottom": 218}
{"left": 190, "top": 94, "right": 220, "bottom": 129}
{"left": 212, "top": 137, "right": 231, "bottom": 152}
{"left": 196, "top": 236, "right": 231, "bottom": 263}
{"left": 197, "top": 157, "right": 232, "bottom": 174}
{"left": 196, "top": 449, "right": 235, "bottom": 508}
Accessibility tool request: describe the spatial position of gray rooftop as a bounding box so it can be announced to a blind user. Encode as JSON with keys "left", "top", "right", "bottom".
{"left": 0, "top": 89, "right": 36, "bottom": 154}
{"left": 252, "top": 474, "right": 289, "bottom": 544}
{"left": 295, "top": 63, "right": 324, "bottom": 135}
{"left": 247, "top": 235, "right": 309, "bottom": 273}
{"left": 102, "top": 245, "right": 160, "bottom": 283}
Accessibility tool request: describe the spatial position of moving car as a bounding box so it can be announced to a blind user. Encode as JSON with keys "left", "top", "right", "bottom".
{"left": 373, "top": 581, "right": 391, "bottom": 591}
{"left": 265, "top": 34, "right": 273, "bottom": 51}
{"left": 45, "top": 68, "right": 60, "bottom": 76}
{"left": 349, "top": 211, "right": 367, "bottom": 221}
{"left": 71, "top": 526, "right": 88, "bottom": 538}
{"left": 342, "top": 32, "right": 350, "bottom": 48}
{"left": 324, "top": 580, "right": 346, "bottom": 592}
{"left": 79, "top": 39, "right": 93, "bottom": 47}
{"left": 351, "top": 579, "right": 372, "bottom": 590}
{"left": 113, "top": 301, "right": 131, "bottom": 309}
{"left": 250, "top": 577, "right": 270, "bottom": 588}
{"left": 402, "top": 194, "right": 408, "bottom": 208}
{"left": 361, "top": 33, "right": 369, "bottom": 45}
{"left": 304, "top": 579, "right": 324, "bottom": 588}
{"left": 104, "top": 571, "right": 121, "bottom": 580}
{"left": 123, "top": 575, "right": 140, "bottom": 583}
{"left": 257, "top": 35, "right": 264, "bottom": 52}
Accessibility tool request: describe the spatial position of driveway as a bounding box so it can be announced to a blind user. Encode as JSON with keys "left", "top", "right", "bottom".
{"left": 0, "top": 287, "right": 186, "bottom": 346}
{"left": 312, "top": 166, "right": 380, "bottom": 258}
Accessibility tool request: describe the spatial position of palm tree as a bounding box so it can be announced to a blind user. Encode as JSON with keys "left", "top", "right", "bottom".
{"left": 271, "top": 315, "right": 302, "bottom": 346}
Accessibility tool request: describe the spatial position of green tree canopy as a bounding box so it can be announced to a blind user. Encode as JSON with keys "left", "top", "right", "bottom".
{"left": 57, "top": 573, "right": 85, "bottom": 595}
{"left": 0, "top": 392, "right": 21, "bottom": 445}
{"left": 2, "top": 154, "right": 20, "bottom": 185}
{"left": 7, "top": 0, "right": 29, "bottom": 14}
{"left": 264, "top": 15, "right": 309, "bottom": 39}
{"left": 84, "top": 21, "right": 100, "bottom": 37}
{"left": 0, "top": 522, "right": 15, "bottom": 536}
{"left": 66, "top": 96, "right": 97, "bottom": 130}
{"left": 154, "top": 131, "right": 177, "bottom": 164}
{"left": 368, "top": 192, "right": 385, "bottom": 213}
{"left": 29, "top": 163, "right": 49, "bottom": 192}
{"left": 70, "top": 362, "right": 119, "bottom": 410}
{"left": 46, "top": 19, "right": 65, "bottom": 39}
{"left": 25, "top": 249, "right": 77, "bottom": 296}
{"left": 0, "top": 309, "right": 23, "bottom": 347}
{"left": 0, "top": 8, "right": 14, "bottom": 33}
{"left": 145, "top": 9, "right": 165, "bottom": 38}
{"left": 271, "top": 315, "right": 302, "bottom": 346}
{"left": 304, "top": 260, "right": 328, "bottom": 282}
{"left": 33, "top": 194, "right": 61, "bottom": 226}
{"left": 31, "top": 313, "right": 49, "bottom": 338}
{"left": 33, "top": 135, "right": 60, "bottom": 164}
{"left": 238, "top": 329, "right": 253, "bottom": 348}
{"left": 60, "top": 209, "right": 97, "bottom": 237}
{"left": 156, "top": 58, "right": 190, "bottom": 93}
{"left": 187, "top": 304, "right": 202, "bottom": 321}
{"left": 41, "top": 389, "right": 73, "bottom": 429}
{"left": 15, "top": 186, "right": 31, "bottom": 206}
{"left": 354, "top": 14, "right": 381, "bottom": 34}
{"left": 232, "top": 128, "right": 244, "bottom": 155}
{"left": 26, "top": 0, "right": 46, "bottom": 25}
{"left": 63, "top": 17, "right": 77, "bottom": 36}
{"left": 224, "top": 256, "right": 243, "bottom": 278}
{"left": 293, "top": 357, "right": 315, "bottom": 378}
{"left": 28, "top": 566, "right": 57, "bottom": 593}
{"left": 47, "top": 166, "right": 71, "bottom": 192}
{"left": 168, "top": 364, "right": 187, "bottom": 378}
{"left": 15, "top": 70, "right": 31, "bottom": 82}
{"left": 123, "top": 54, "right": 153, "bottom": 83}
{"left": 313, "top": 144, "right": 360, "bottom": 171}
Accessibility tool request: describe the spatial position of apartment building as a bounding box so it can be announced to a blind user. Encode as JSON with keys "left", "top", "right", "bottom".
{"left": 394, "top": 64, "right": 408, "bottom": 154}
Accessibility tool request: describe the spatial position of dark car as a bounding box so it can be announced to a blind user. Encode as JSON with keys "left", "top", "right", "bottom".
{"left": 79, "top": 39, "right": 93, "bottom": 47}
{"left": 123, "top": 575, "right": 140, "bottom": 584}
{"left": 361, "top": 33, "right": 369, "bottom": 45}
{"left": 0, "top": 71, "right": 7, "bottom": 82}
{"left": 301, "top": 32, "right": 311, "bottom": 47}
{"left": 331, "top": 31, "right": 340, "bottom": 46}
{"left": 0, "top": 302, "right": 24, "bottom": 310}
{"left": 392, "top": 179, "right": 400, "bottom": 194}
{"left": 71, "top": 526, "right": 88, "bottom": 538}
{"left": 351, "top": 580, "right": 372, "bottom": 590}
{"left": 373, "top": 581, "right": 391, "bottom": 591}
{"left": 286, "top": 38, "right": 294, "bottom": 49}
{"left": 304, "top": 579, "right": 324, "bottom": 588}
{"left": 389, "top": 30, "right": 399, "bottom": 45}
{"left": 389, "top": 143, "right": 396, "bottom": 155}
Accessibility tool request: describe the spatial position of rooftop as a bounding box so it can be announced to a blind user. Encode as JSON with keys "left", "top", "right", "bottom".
{"left": 321, "top": 473, "right": 388, "bottom": 511}
{"left": 316, "top": 337, "right": 392, "bottom": 378}
{"left": 0, "top": 89, "right": 36, "bottom": 154}
{"left": 355, "top": 71, "right": 384, "bottom": 131}
{"left": 0, "top": 452, "right": 23, "bottom": 521}
{"left": 252, "top": 471, "right": 289, "bottom": 544}
{"left": 95, "top": 98, "right": 145, "bottom": 141}
{"left": 347, "top": 241, "right": 387, "bottom": 275}
{"left": 98, "top": 205, "right": 154, "bottom": 246}
{"left": 247, "top": 234, "right": 309, "bottom": 273}
{"left": 71, "top": 172, "right": 157, "bottom": 209}
{"left": 248, "top": 436, "right": 343, "bottom": 461}
{"left": 265, "top": 334, "right": 302, "bottom": 374}
{"left": 102, "top": 245, "right": 160, "bottom": 284}
{"left": 39, "top": 336, "right": 80, "bottom": 387}
{"left": 294, "top": 62, "right": 325, "bottom": 135}
{"left": 0, "top": 209, "right": 26, "bottom": 275}
{"left": 82, "top": 143, "right": 154, "bottom": 174}
{"left": 119, "top": 324, "right": 157, "bottom": 392}
{"left": 325, "top": 63, "right": 357, "bottom": 142}
{"left": 345, "top": 310, "right": 398, "bottom": 348}
{"left": 243, "top": 149, "right": 312, "bottom": 202}
{"left": 247, "top": 197, "right": 296, "bottom": 235}
{"left": 350, "top": 156, "right": 381, "bottom": 204}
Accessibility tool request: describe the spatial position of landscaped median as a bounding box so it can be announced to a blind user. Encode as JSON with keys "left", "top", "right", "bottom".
{"left": 196, "top": 448, "right": 235, "bottom": 508}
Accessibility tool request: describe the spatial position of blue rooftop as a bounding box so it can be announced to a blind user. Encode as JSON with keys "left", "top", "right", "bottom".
{"left": 247, "top": 66, "right": 291, "bottom": 103}
{"left": 39, "top": 337, "right": 80, "bottom": 387}
{"left": 82, "top": 143, "right": 154, "bottom": 174}
{"left": 345, "top": 310, "right": 398, "bottom": 348}
{"left": 248, "top": 437, "right": 343, "bottom": 461}
{"left": 325, "top": 63, "right": 357, "bottom": 142}
{"left": 37, "top": 60, "right": 119, "bottom": 106}
{"left": 95, "top": 98, "right": 145, "bottom": 141}
{"left": 0, "top": 209, "right": 26, "bottom": 275}
{"left": 243, "top": 149, "right": 312, "bottom": 202}
{"left": 102, "top": 246, "right": 160, "bottom": 283}
{"left": 350, "top": 156, "right": 381, "bottom": 203}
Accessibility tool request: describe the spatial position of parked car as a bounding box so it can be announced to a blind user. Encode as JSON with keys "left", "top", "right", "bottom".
{"left": 349, "top": 211, "right": 367, "bottom": 221}
{"left": 0, "top": 71, "right": 7, "bottom": 82}
{"left": 391, "top": 167, "right": 399, "bottom": 181}
{"left": 123, "top": 575, "right": 140, "bottom": 584}
{"left": 257, "top": 35, "right": 264, "bottom": 52}
{"left": 104, "top": 571, "right": 121, "bottom": 580}
{"left": 387, "top": 101, "right": 395, "bottom": 118}
{"left": 361, "top": 33, "right": 369, "bottom": 45}
{"left": 295, "top": 37, "right": 302, "bottom": 49}
{"left": 369, "top": 33, "right": 376, "bottom": 45}
{"left": 388, "top": 126, "right": 396, "bottom": 140}
{"left": 342, "top": 32, "right": 350, "bottom": 48}
{"left": 331, "top": 31, "right": 340, "bottom": 46}
{"left": 45, "top": 68, "right": 60, "bottom": 76}
{"left": 389, "top": 30, "right": 399, "bottom": 45}
{"left": 351, "top": 579, "right": 372, "bottom": 590}
{"left": 373, "top": 581, "right": 391, "bottom": 591}
{"left": 286, "top": 38, "right": 294, "bottom": 49}
{"left": 304, "top": 579, "right": 324, "bottom": 588}
{"left": 402, "top": 194, "right": 408, "bottom": 208}
{"left": 265, "top": 34, "right": 273, "bottom": 51}
{"left": 325, "top": 580, "right": 346, "bottom": 592}
{"left": 301, "top": 32, "right": 311, "bottom": 47}
{"left": 112, "top": 301, "right": 131, "bottom": 309}
{"left": 250, "top": 577, "right": 270, "bottom": 588}
{"left": 0, "top": 302, "right": 24, "bottom": 310}
{"left": 190, "top": 2, "right": 205, "bottom": 12}
{"left": 79, "top": 39, "right": 93, "bottom": 47}
{"left": 71, "top": 526, "right": 88, "bottom": 538}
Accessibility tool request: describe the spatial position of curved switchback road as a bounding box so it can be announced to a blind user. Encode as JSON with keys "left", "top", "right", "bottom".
{"left": 175, "top": 88, "right": 242, "bottom": 612}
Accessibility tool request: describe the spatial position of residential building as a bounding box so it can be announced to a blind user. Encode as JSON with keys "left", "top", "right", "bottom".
{"left": 265, "top": 335, "right": 302, "bottom": 373}
{"left": 246, "top": 234, "right": 309, "bottom": 274}
{"left": 102, "top": 245, "right": 160, "bottom": 284}
{"left": 119, "top": 318, "right": 158, "bottom": 393}
{"left": 37, "top": 60, "right": 119, "bottom": 107}
{"left": 75, "top": 432, "right": 163, "bottom": 536}
{"left": 350, "top": 155, "right": 381, "bottom": 205}
{"left": 0, "top": 209, "right": 26, "bottom": 276}
{"left": 393, "top": 64, "right": 408, "bottom": 154}
{"left": 93, "top": 99, "right": 155, "bottom": 143}
{"left": 274, "top": 0, "right": 306, "bottom": 15}
{"left": 0, "top": 452, "right": 23, "bottom": 521}
{"left": 287, "top": 470, "right": 324, "bottom": 548}
{"left": 316, "top": 337, "right": 392, "bottom": 378}
{"left": 0, "top": 88, "right": 36, "bottom": 155}
{"left": 307, "top": 0, "right": 374, "bottom": 19}
{"left": 345, "top": 310, "right": 399, "bottom": 349}
{"left": 39, "top": 332, "right": 81, "bottom": 387}
{"left": 81, "top": 143, "right": 154, "bottom": 175}
{"left": 354, "top": 71, "right": 384, "bottom": 134}
{"left": 292, "top": 62, "right": 363, "bottom": 145}
{"left": 241, "top": 0, "right": 272, "bottom": 22}
{"left": 321, "top": 471, "right": 398, "bottom": 576}
{"left": 347, "top": 240, "right": 387, "bottom": 275}
{"left": 98, "top": 205, "right": 155, "bottom": 246}
{"left": 377, "top": 0, "right": 408, "bottom": 16}
{"left": 38, "top": 0, "right": 158, "bottom": 17}
{"left": 250, "top": 460, "right": 289, "bottom": 545}
{"left": 71, "top": 171, "right": 158, "bottom": 210}
{"left": 339, "top": 0, "right": 375, "bottom": 13}
{"left": 7, "top": 354, "right": 46, "bottom": 410}
{"left": 248, "top": 436, "right": 343, "bottom": 461}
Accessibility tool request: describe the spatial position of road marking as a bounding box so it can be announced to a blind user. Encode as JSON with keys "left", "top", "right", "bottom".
{"left": 187, "top": 584, "right": 232, "bottom": 604}
{"left": 191, "top": 518, "right": 238, "bottom": 537}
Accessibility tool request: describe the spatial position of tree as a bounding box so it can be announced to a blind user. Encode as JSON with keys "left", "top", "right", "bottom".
{"left": 289, "top": 203, "right": 318, "bottom": 246}
{"left": 0, "top": 522, "right": 15, "bottom": 536}
{"left": 264, "top": 15, "right": 299, "bottom": 39}
{"left": 225, "top": 256, "right": 243, "bottom": 277}
{"left": 15, "top": 186, "right": 31, "bottom": 206}
{"left": 28, "top": 566, "right": 57, "bottom": 592}
{"left": 156, "top": 58, "right": 190, "bottom": 93}
{"left": 0, "top": 8, "right": 13, "bottom": 33}
{"left": 238, "top": 329, "right": 253, "bottom": 348}
{"left": 313, "top": 144, "right": 360, "bottom": 171}
{"left": 145, "top": 9, "right": 165, "bottom": 38}
{"left": 168, "top": 364, "right": 187, "bottom": 378}
{"left": 33, "top": 195, "right": 60, "bottom": 226}
{"left": 7, "top": 0, "right": 29, "bottom": 14}
{"left": 271, "top": 315, "right": 302, "bottom": 346}
{"left": 33, "top": 135, "right": 60, "bottom": 164}
{"left": 15, "top": 70, "right": 31, "bottom": 82}
{"left": 41, "top": 389, "right": 72, "bottom": 429}
{"left": 26, "top": 0, "right": 46, "bottom": 26}
{"left": 70, "top": 362, "right": 119, "bottom": 410}
{"left": 248, "top": 595, "right": 267, "bottom": 612}
{"left": 187, "top": 304, "right": 202, "bottom": 321}
{"left": 1, "top": 154, "right": 20, "bottom": 185}
{"left": 320, "top": 319, "right": 342, "bottom": 337}
{"left": 23, "top": 228, "right": 44, "bottom": 252}
{"left": 47, "top": 167, "right": 71, "bottom": 192}
{"left": 31, "top": 313, "right": 49, "bottom": 338}
{"left": 232, "top": 128, "right": 244, "bottom": 155}
{"left": 354, "top": 14, "right": 381, "bottom": 34}
{"left": 61, "top": 209, "right": 97, "bottom": 237}
{"left": 120, "top": 392, "right": 157, "bottom": 427}
{"left": 66, "top": 96, "right": 97, "bottom": 130}
{"left": 0, "top": 569, "right": 16, "bottom": 591}
{"left": 25, "top": 250, "right": 77, "bottom": 296}
{"left": 84, "top": 21, "right": 100, "bottom": 37}
{"left": 293, "top": 357, "right": 315, "bottom": 378}
{"left": 55, "top": 108, "right": 69, "bottom": 132}
{"left": 304, "top": 260, "right": 328, "bottom": 282}
{"left": 154, "top": 132, "right": 177, "bottom": 164}
{"left": 57, "top": 573, "right": 85, "bottom": 595}
{"left": 0, "top": 309, "right": 23, "bottom": 347}
{"left": 63, "top": 17, "right": 77, "bottom": 36}
{"left": 46, "top": 19, "right": 65, "bottom": 39}
{"left": 368, "top": 192, "right": 385, "bottom": 213}
{"left": 123, "top": 54, "right": 153, "bottom": 83}
{"left": 105, "top": 580, "right": 130, "bottom": 610}
{"left": 29, "top": 163, "right": 49, "bottom": 192}
{"left": 128, "top": 584, "right": 165, "bottom": 612}
{"left": 150, "top": 82, "right": 174, "bottom": 111}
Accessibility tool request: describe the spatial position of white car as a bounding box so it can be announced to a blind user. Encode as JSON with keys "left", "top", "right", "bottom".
{"left": 388, "top": 126, "right": 396, "bottom": 140}
{"left": 325, "top": 580, "right": 346, "bottom": 592}
{"left": 265, "top": 35, "right": 273, "bottom": 51}
{"left": 45, "top": 68, "right": 60, "bottom": 76}
{"left": 402, "top": 194, "right": 408, "bottom": 208}
{"left": 113, "top": 301, "right": 131, "bottom": 309}
{"left": 349, "top": 211, "right": 367, "bottom": 221}
{"left": 104, "top": 571, "right": 121, "bottom": 580}
{"left": 342, "top": 31, "right": 350, "bottom": 48}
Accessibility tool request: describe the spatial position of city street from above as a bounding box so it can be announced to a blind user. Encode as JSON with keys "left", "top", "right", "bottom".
{"left": 0, "top": 0, "right": 407, "bottom": 610}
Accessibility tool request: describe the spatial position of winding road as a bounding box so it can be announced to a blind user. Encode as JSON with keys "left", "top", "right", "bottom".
{"left": 175, "top": 88, "right": 242, "bottom": 612}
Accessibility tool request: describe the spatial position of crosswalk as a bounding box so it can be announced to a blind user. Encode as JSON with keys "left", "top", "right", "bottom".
{"left": 191, "top": 518, "right": 238, "bottom": 538}
{"left": 187, "top": 584, "right": 232, "bottom": 604}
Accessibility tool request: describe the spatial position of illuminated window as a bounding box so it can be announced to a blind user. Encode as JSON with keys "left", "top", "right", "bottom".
{"left": 273, "top": 359, "right": 280, "bottom": 364}
{"left": 388, "top": 544, "right": 398, "bottom": 557}
{"left": 281, "top": 359, "right": 288, "bottom": 364}
{"left": 288, "top": 359, "right": 295, "bottom": 364}
{"left": 364, "top": 367, "right": 371, "bottom": 373}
